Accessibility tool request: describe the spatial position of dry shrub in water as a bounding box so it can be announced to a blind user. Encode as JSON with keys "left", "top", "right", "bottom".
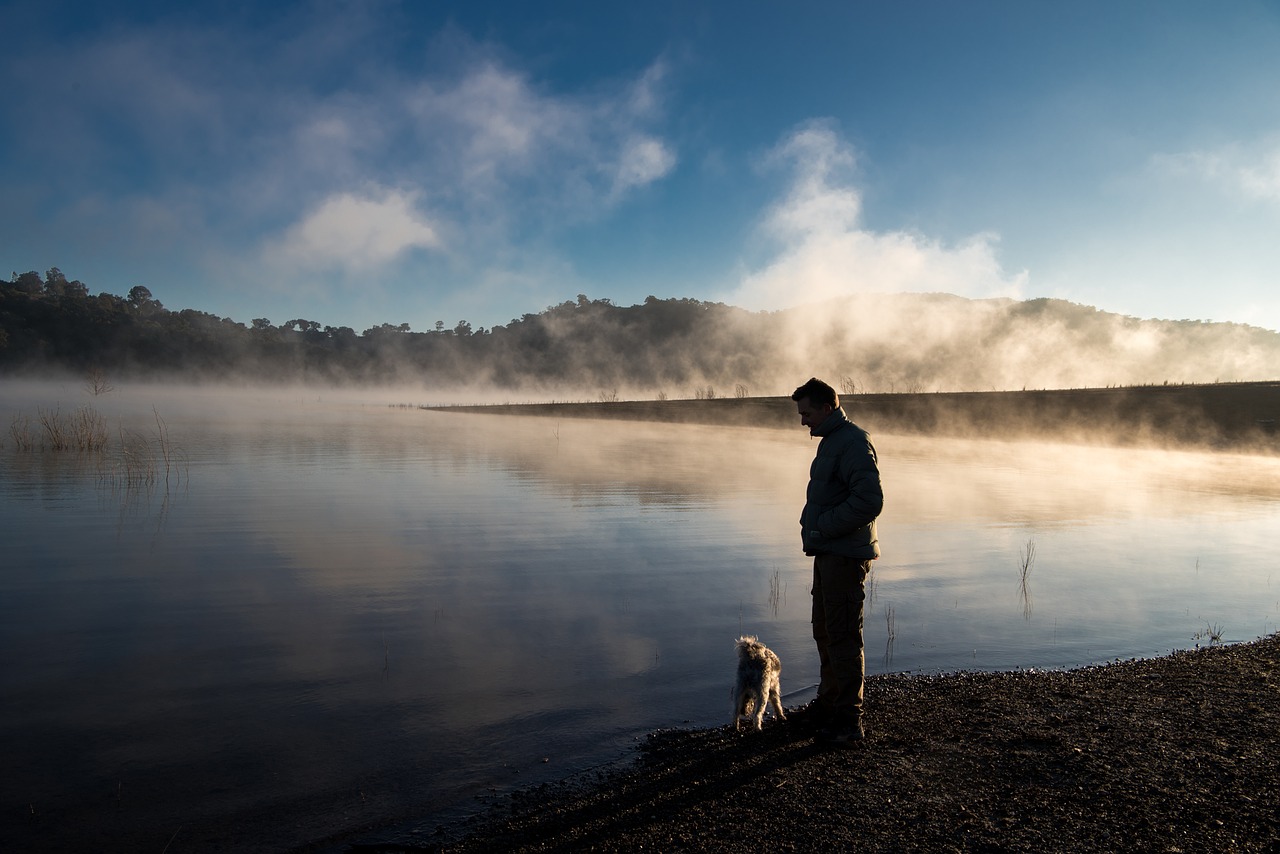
{"left": 84, "top": 368, "right": 115, "bottom": 397}
{"left": 103, "top": 412, "right": 187, "bottom": 490}
{"left": 33, "top": 406, "right": 108, "bottom": 452}
{"left": 38, "top": 407, "right": 68, "bottom": 450}
{"left": 112, "top": 427, "right": 158, "bottom": 487}
{"left": 71, "top": 407, "right": 108, "bottom": 451}
{"left": 9, "top": 413, "right": 35, "bottom": 451}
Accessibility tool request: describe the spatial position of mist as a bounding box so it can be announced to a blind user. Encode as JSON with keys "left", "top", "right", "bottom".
{"left": 4, "top": 267, "right": 1280, "bottom": 402}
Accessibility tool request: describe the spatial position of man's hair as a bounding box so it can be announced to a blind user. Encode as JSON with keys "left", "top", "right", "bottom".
{"left": 791, "top": 377, "right": 839, "bottom": 409}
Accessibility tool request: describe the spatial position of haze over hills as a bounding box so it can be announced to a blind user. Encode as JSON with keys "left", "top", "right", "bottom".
{"left": 779, "top": 292, "right": 1280, "bottom": 394}
{"left": 2, "top": 270, "right": 1277, "bottom": 396}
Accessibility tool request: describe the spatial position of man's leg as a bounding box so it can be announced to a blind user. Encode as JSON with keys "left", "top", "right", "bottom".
{"left": 811, "top": 558, "right": 835, "bottom": 717}
{"left": 812, "top": 554, "right": 868, "bottom": 739}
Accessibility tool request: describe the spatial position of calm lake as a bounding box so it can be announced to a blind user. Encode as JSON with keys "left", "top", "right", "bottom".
{"left": 3, "top": 381, "right": 1279, "bottom": 851}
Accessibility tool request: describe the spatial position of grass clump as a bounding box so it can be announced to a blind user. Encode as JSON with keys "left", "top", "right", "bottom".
{"left": 23, "top": 406, "right": 109, "bottom": 452}
{"left": 102, "top": 409, "right": 187, "bottom": 490}
{"left": 6, "top": 403, "right": 187, "bottom": 491}
{"left": 1193, "top": 622, "right": 1225, "bottom": 646}
{"left": 8, "top": 413, "right": 35, "bottom": 451}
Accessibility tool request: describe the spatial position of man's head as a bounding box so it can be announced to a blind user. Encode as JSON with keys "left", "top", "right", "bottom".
{"left": 791, "top": 377, "right": 839, "bottom": 434}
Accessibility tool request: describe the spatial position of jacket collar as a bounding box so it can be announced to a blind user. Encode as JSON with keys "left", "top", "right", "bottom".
{"left": 811, "top": 406, "right": 850, "bottom": 438}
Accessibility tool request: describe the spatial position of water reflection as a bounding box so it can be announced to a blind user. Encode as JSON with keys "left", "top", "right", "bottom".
{"left": 1, "top": 387, "right": 1278, "bottom": 851}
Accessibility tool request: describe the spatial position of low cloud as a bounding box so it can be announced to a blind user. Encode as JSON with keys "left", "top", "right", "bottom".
{"left": 403, "top": 55, "right": 675, "bottom": 215}
{"left": 1152, "top": 137, "right": 1280, "bottom": 204}
{"left": 264, "top": 189, "right": 442, "bottom": 275}
{"left": 725, "top": 121, "right": 1027, "bottom": 312}
{"left": 612, "top": 135, "right": 677, "bottom": 197}
{"left": 407, "top": 61, "right": 580, "bottom": 191}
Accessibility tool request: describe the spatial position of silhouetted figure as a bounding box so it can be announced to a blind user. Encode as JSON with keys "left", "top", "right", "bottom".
{"left": 791, "top": 377, "right": 883, "bottom": 746}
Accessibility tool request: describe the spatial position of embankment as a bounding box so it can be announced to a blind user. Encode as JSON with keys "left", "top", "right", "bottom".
{"left": 431, "top": 381, "right": 1280, "bottom": 451}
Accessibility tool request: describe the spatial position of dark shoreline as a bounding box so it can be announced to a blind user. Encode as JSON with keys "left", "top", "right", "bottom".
{"left": 429, "top": 381, "right": 1280, "bottom": 452}
{"left": 337, "top": 634, "right": 1280, "bottom": 852}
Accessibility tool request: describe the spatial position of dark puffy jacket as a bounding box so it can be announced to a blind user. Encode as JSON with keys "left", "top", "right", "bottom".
{"left": 800, "top": 407, "right": 883, "bottom": 559}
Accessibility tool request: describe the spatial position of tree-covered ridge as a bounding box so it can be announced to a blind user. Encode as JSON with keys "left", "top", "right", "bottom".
{"left": 4, "top": 268, "right": 1279, "bottom": 394}
{"left": 1, "top": 269, "right": 760, "bottom": 390}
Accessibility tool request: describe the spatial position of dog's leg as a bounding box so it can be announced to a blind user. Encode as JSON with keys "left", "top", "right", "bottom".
{"left": 770, "top": 682, "right": 786, "bottom": 721}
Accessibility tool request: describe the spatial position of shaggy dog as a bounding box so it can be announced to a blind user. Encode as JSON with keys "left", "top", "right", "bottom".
{"left": 732, "top": 635, "right": 786, "bottom": 731}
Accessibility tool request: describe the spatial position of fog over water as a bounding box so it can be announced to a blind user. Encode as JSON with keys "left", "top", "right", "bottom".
{"left": 2, "top": 381, "right": 1278, "bottom": 850}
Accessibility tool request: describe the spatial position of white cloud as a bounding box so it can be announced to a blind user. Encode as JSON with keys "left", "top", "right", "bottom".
{"left": 1152, "top": 139, "right": 1280, "bottom": 203}
{"left": 402, "top": 55, "right": 675, "bottom": 217}
{"left": 612, "top": 135, "right": 677, "bottom": 197}
{"left": 265, "top": 189, "right": 442, "bottom": 275}
{"left": 408, "top": 62, "right": 574, "bottom": 185}
{"left": 726, "top": 122, "right": 1027, "bottom": 311}
{"left": 1237, "top": 147, "right": 1280, "bottom": 201}
{"left": 626, "top": 60, "right": 666, "bottom": 117}
{"left": 761, "top": 125, "right": 861, "bottom": 239}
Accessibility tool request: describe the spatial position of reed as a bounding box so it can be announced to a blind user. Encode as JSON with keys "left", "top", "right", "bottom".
{"left": 1194, "top": 622, "right": 1225, "bottom": 645}
{"left": 152, "top": 408, "right": 179, "bottom": 485}
{"left": 71, "top": 406, "right": 108, "bottom": 451}
{"left": 38, "top": 406, "right": 69, "bottom": 450}
{"left": 768, "top": 568, "right": 784, "bottom": 617}
{"left": 161, "top": 825, "right": 182, "bottom": 854}
{"left": 93, "top": 408, "right": 188, "bottom": 490}
{"left": 10, "top": 404, "right": 186, "bottom": 497}
{"left": 8, "top": 413, "right": 35, "bottom": 451}
{"left": 1018, "top": 536, "right": 1036, "bottom": 620}
{"left": 113, "top": 427, "right": 158, "bottom": 487}
{"left": 883, "top": 603, "right": 897, "bottom": 666}
{"left": 22, "top": 405, "right": 109, "bottom": 452}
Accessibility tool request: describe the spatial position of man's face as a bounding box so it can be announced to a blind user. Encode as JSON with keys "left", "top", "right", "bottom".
{"left": 796, "top": 396, "right": 833, "bottom": 434}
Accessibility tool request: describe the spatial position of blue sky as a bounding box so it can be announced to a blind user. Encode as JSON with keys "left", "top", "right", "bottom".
{"left": 4, "top": 0, "right": 1280, "bottom": 334}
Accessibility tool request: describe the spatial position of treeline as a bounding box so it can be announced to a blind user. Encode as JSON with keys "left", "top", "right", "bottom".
{"left": 4, "top": 267, "right": 1280, "bottom": 394}
{"left": 0, "top": 268, "right": 775, "bottom": 391}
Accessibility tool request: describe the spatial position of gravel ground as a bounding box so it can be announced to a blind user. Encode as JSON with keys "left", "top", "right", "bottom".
{"left": 345, "top": 634, "right": 1280, "bottom": 853}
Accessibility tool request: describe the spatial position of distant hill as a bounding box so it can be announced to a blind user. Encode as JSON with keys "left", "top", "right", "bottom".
{"left": 3, "top": 270, "right": 1278, "bottom": 394}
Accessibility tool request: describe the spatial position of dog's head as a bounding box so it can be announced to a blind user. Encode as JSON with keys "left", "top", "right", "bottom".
{"left": 735, "top": 635, "right": 763, "bottom": 657}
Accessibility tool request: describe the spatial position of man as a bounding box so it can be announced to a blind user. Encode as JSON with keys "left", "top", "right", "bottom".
{"left": 792, "top": 377, "right": 883, "bottom": 747}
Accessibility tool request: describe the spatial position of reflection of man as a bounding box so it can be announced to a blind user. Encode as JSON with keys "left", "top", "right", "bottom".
{"left": 792, "top": 377, "right": 883, "bottom": 747}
